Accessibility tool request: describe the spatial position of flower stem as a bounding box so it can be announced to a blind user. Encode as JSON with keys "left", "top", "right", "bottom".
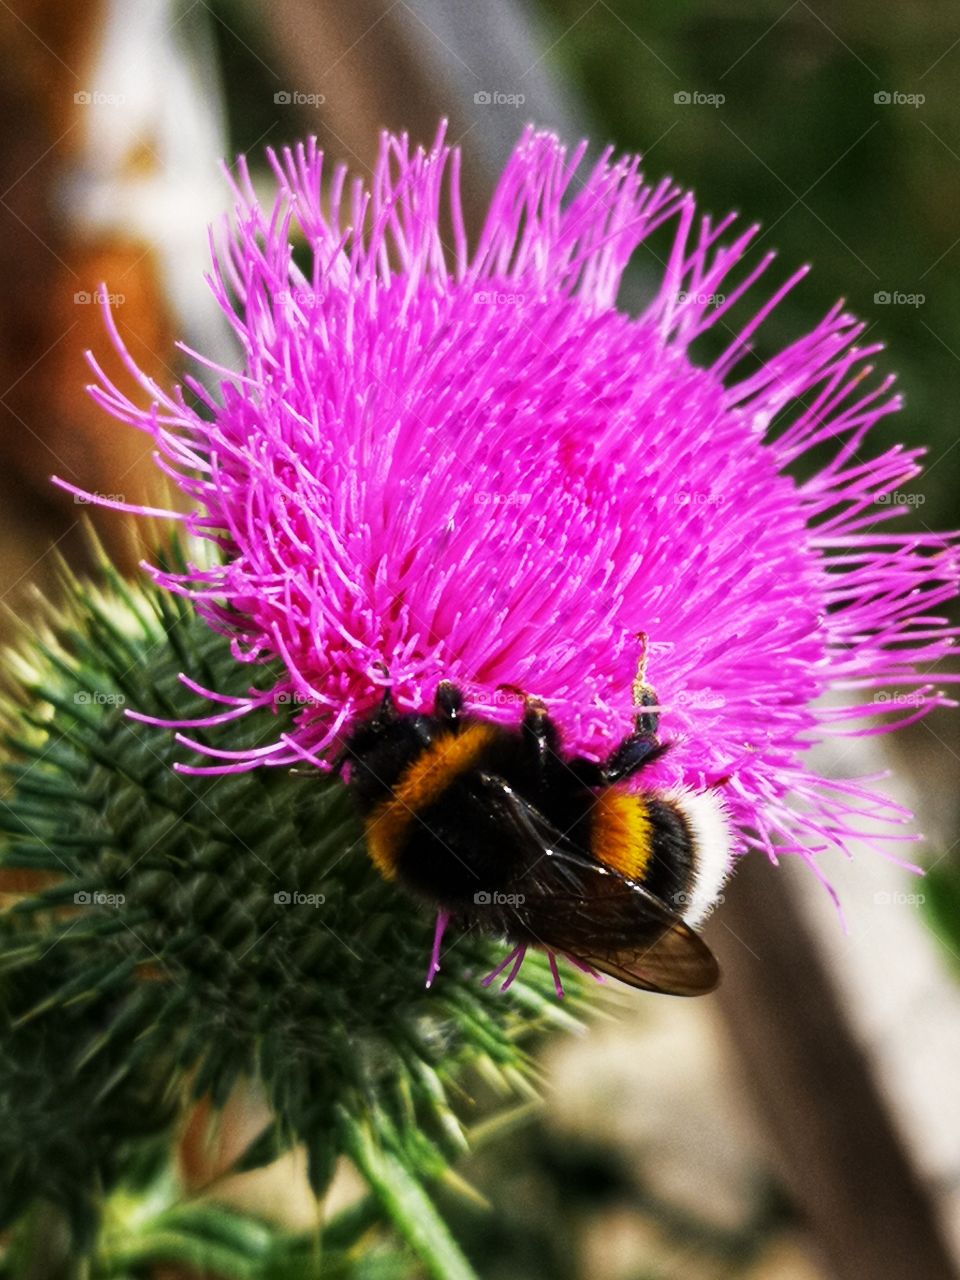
{"left": 337, "top": 1109, "right": 480, "bottom": 1280}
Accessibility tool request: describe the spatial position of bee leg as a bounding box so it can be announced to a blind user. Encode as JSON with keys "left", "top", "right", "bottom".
{"left": 435, "top": 680, "right": 464, "bottom": 722}
{"left": 601, "top": 735, "right": 671, "bottom": 784}
{"left": 600, "top": 688, "right": 668, "bottom": 784}
{"left": 521, "top": 696, "right": 561, "bottom": 776}
{"left": 375, "top": 686, "right": 398, "bottom": 723}
{"left": 631, "top": 686, "right": 661, "bottom": 739}
{"left": 562, "top": 687, "right": 664, "bottom": 786}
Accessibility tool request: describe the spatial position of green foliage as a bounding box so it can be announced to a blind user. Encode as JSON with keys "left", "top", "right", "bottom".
{"left": 921, "top": 858, "right": 960, "bottom": 977}
{"left": 2, "top": 1170, "right": 412, "bottom": 1279}
{"left": 531, "top": 0, "right": 960, "bottom": 530}
{"left": 0, "top": 546, "right": 585, "bottom": 1276}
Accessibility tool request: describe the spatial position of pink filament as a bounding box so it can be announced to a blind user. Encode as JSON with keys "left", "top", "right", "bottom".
{"left": 547, "top": 950, "right": 565, "bottom": 999}
{"left": 425, "top": 909, "right": 450, "bottom": 989}
{"left": 66, "top": 121, "right": 959, "bottom": 916}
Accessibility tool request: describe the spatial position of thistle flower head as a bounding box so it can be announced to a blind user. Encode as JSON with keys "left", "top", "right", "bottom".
{"left": 75, "top": 123, "right": 958, "bottom": 885}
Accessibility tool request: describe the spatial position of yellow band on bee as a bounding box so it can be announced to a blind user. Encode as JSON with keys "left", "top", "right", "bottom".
{"left": 591, "top": 789, "right": 653, "bottom": 883}
{"left": 364, "top": 722, "right": 498, "bottom": 879}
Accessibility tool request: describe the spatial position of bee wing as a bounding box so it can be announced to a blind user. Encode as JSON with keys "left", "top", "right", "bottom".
{"left": 505, "top": 871, "right": 720, "bottom": 996}
{"left": 555, "top": 920, "right": 720, "bottom": 997}
{"left": 475, "top": 772, "right": 721, "bottom": 997}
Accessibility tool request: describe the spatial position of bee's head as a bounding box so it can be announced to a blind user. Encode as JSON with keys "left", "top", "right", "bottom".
{"left": 337, "top": 690, "right": 436, "bottom": 809}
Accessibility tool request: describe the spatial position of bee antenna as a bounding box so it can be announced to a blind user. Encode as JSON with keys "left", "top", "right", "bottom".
{"left": 632, "top": 631, "right": 652, "bottom": 707}
{"left": 366, "top": 661, "right": 399, "bottom": 723}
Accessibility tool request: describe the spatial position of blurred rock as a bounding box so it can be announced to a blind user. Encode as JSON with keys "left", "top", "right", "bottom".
{"left": 544, "top": 999, "right": 766, "bottom": 1234}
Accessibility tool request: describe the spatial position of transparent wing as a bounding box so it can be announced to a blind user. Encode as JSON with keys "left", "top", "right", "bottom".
{"left": 474, "top": 772, "right": 720, "bottom": 996}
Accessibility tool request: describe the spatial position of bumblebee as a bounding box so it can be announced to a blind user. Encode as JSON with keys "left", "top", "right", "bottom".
{"left": 339, "top": 665, "right": 732, "bottom": 996}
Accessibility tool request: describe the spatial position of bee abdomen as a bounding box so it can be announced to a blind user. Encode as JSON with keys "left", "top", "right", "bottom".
{"left": 590, "top": 787, "right": 732, "bottom": 926}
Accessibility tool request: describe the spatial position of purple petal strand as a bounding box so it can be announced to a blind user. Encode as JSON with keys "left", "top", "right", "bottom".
{"left": 70, "top": 122, "right": 959, "bottom": 888}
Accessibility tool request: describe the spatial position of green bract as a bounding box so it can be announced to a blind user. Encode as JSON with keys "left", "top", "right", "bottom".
{"left": 0, "top": 543, "right": 584, "bottom": 1278}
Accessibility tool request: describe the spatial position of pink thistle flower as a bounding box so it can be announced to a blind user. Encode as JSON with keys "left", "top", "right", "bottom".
{"left": 66, "top": 123, "right": 958, "bottom": 906}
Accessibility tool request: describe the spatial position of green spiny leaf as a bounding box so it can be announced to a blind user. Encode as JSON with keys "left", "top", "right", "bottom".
{"left": 0, "top": 544, "right": 587, "bottom": 1264}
